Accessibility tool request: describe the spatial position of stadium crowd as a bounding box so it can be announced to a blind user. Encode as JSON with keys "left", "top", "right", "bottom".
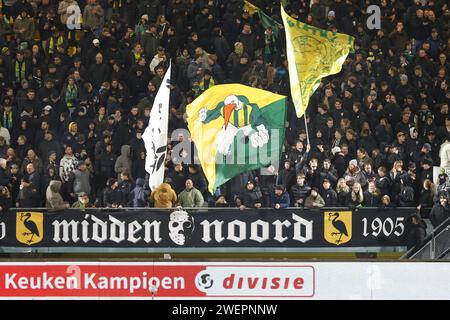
{"left": 0, "top": 0, "right": 449, "bottom": 231}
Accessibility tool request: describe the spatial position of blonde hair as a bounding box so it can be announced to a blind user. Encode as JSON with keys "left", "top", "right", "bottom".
{"left": 336, "top": 178, "right": 350, "bottom": 193}
{"left": 351, "top": 182, "right": 364, "bottom": 203}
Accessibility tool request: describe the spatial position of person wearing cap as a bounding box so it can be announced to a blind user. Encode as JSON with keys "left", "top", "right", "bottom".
{"left": 240, "top": 180, "right": 263, "bottom": 209}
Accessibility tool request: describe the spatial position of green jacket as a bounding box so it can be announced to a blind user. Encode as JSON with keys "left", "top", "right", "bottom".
{"left": 140, "top": 31, "right": 160, "bottom": 59}
{"left": 176, "top": 188, "right": 204, "bottom": 208}
{"left": 13, "top": 16, "right": 35, "bottom": 41}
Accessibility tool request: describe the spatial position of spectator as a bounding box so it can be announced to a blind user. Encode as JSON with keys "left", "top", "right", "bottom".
{"left": 398, "top": 175, "right": 415, "bottom": 207}
{"left": 305, "top": 187, "right": 325, "bottom": 209}
{"left": 114, "top": 145, "right": 132, "bottom": 181}
{"left": 344, "top": 159, "right": 367, "bottom": 189}
{"left": 375, "top": 166, "right": 391, "bottom": 197}
{"left": 150, "top": 182, "right": 177, "bottom": 208}
{"left": 176, "top": 179, "right": 204, "bottom": 208}
{"left": 380, "top": 195, "right": 394, "bottom": 208}
{"left": 0, "top": 186, "right": 12, "bottom": 212}
{"left": 430, "top": 194, "right": 450, "bottom": 228}
{"left": 240, "top": 180, "right": 263, "bottom": 209}
{"left": 70, "top": 161, "right": 92, "bottom": 199}
{"left": 46, "top": 180, "right": 70, "bottom": 210}
{"left": 321, "top": 178, "right": 338, "bottom": 207}
{"left": 18, "top": 177, "right": 40, "bottom": 208}
{"left": 290, "top": 173, "right": 311, "bottom": 207}
{"left": 271, "top": 185, "right": 290, "bottom": 209}
{"left": 277, "top": 159, "right": 296, "bottom": 192}
{"left": 349, "top": 182, "right": 364, "bottom": 208}
{"left": 72, "top": 192, "right": 95, "bottom": 209}
{"left": 103, "top": 178, "right": 123, "bottom": 208}
{"left": 336, "top": 178, "right": 350, "bottom": 206}
{"left": 363, "top": 181, "right": 381, "bottom": 207}
{"left": 405, "top": 213, "right": 427, "bottom": 250}
{"left": 128, "top": 178, "right": 149, "bottom": 208}
{"left": 214, "top": 195, "right": 229, "bottom": 207}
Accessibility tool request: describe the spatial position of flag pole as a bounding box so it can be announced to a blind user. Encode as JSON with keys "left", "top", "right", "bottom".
{"left": 303, "top": 114, "right": 310, "bottom": 146}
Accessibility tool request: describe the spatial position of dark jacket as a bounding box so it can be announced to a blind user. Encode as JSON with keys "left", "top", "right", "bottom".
{"left": 103, "top": 186, "right": 124, "bottom": 208}
{"left": 290, "top": 183, "right": 311, "bottom": 206}
{"left": 322, "top": 188, "right": 338, "bottom": 207}
{"left": 405, "top": 220, "right": 427, "bottom": 250}
{"left": 271, "top": 192, "right": 291, "bottom": 208}
{"left": 430, "top": 203, "right": 450, "bottom": 228}
{"left": 241, "top": 187, "right": 263, "bottom": 208}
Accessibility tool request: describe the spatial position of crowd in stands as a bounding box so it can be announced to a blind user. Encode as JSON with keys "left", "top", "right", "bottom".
{"left": 0, "top": 0, "right": 449, "bottom": 231}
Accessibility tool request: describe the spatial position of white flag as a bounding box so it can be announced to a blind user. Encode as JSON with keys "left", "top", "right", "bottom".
{"left": 142, "top": 62, "right": 171, "bottom": 190}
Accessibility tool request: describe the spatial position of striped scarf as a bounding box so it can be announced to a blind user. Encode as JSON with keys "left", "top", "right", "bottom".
{"left": 2, "top": 111, "right": 12, "bottom": 129}
{"left": 65, "top": 84, "right": 78, "bottom": 107}
{"left": 15, "top": 60, "right": 26, "bottom": 82}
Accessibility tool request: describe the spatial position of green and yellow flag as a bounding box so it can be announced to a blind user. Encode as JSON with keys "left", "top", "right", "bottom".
{"left": 281, "top": 5, "right": 354, "bottom": 118}
{"left": 243, "top": 0, "right": 282, "bottom": 39}
{"left": 187, "top": 84, "right": 287, "bottom": 192}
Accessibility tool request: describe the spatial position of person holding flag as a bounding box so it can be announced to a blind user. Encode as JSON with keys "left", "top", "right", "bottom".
{"left": 142, "top": 61, "right": 172, "bottom": 191}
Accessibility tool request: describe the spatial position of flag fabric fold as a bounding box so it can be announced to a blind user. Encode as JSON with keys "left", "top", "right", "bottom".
{"left": 142, "top": 62, "right": 171, "bottom": 190}
{"left": 186, "top": 84, "right": 287, "bottom": 192}
{"left": 281, "top": 5, "right": 354, "bottom": 118}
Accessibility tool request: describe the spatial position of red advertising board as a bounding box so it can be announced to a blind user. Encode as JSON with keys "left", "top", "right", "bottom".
{"left": 0, "top": 262, "right": 315, "bottom": 299}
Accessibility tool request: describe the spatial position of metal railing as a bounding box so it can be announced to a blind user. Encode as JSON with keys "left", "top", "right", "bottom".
{"left": 403, "top": 216, "right": 450, "bottom": 260}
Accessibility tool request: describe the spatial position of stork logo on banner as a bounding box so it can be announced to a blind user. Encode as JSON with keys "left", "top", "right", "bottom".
{"left": 324, "top": 211, "right": 352, "bottom": 245}
{"left": 16, "top": 212, "right": 44, "bottom": 245}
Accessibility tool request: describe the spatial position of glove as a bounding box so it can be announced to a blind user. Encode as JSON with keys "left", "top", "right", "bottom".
{"left": 249, "top": 124, "right": 269, "bottom": 148}
{"left": 198, "top": 107, "right": 207, "bottom": 122}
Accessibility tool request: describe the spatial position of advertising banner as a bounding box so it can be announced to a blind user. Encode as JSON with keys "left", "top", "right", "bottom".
{"left": 0, "top": 208, "right": 413, "bottom": 248}
{"left": 0, "top": 262, "right": 448, "bottom": 300}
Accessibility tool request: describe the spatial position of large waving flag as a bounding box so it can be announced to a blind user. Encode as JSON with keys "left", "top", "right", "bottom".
{"left": 187, "top": 84, "right": 287, "bottom": 192}
{"left": 143, "top": 62, "right": 171, "bottom": 190}
{"left": 281, "top": 5, "right": 354, "bottom": 118}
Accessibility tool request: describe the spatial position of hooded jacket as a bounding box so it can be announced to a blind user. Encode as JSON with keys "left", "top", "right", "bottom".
{"left": 115, "top": 145, "right": 133, "bottom": 180}
{"left": 150, "top": 183, "right": 177, "bottom": 208}
{"left": 46, "top": 180, "right": 69, "bottom": 209}
{"left": 128, "top": 178, "right": 149, "bottom": 207}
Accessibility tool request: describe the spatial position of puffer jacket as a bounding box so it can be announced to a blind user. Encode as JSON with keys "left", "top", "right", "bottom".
{"left": 241, "top": 187, "right": 263, "bottom": 208}
{"left": 46, "top": 180, "right": 69, "bottom": 209}
{"left": 150, "top": 183, "right": 177, "bottom": 208}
